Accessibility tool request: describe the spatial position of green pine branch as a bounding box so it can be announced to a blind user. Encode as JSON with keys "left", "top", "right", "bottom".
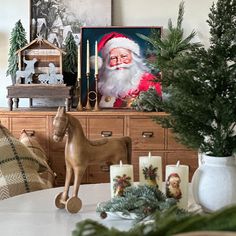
{"left": 72, "top": 205, "right": 236, "bottom": 236}
{"left": 96, "top": 185, "right": 177, "bottom": 223}
{"left": 153, "top": 0, "right": 236, "bottom": 156}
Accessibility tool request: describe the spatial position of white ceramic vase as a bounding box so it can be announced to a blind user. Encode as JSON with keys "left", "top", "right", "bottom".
{"left": 191, "top": 153, "right": 236, "bottom": 212}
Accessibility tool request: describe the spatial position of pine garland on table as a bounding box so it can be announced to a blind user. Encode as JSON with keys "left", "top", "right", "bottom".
{"left": 72, "top": 205, "right": 236, "bottom": 236}
{"left": 96, "top": 185, "right": 178, "bottom": 223}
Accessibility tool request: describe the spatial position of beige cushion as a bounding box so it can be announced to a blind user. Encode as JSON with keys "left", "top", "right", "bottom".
{"left": 0, "top": 123, "right": 52, "bottom": 200}
{"left": 19, "top": 130, "right": 55, "bottom": 188}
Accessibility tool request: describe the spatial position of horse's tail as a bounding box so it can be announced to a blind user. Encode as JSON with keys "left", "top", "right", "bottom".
{"left": 123, "top": 136, "right": 132, "bottom": 164}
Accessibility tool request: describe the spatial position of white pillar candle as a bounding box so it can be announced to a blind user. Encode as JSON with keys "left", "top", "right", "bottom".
{"left": 77, "top": 45, "right": 81, "bottom": 79}
{"left": 139, "top": 152, "right": 162, "bottom": 190}
{"left": 165, "top": 161, "right": 189, "bottom": 209}
{"left": 86, "top": 40, "right": 90, "bottom": 74}
{"left": 94, "top": 41, "right": 98, "bottom": 75}
{"left": 110, "top": 161, "right": 134, "bottom": 198}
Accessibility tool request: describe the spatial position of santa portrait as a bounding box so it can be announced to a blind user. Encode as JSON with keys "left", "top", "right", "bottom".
{"left": 166, "top": 173, "right": 182, "bottom": 200}
{"left": 93, "top": 32, "right": 162, "bottom": 108}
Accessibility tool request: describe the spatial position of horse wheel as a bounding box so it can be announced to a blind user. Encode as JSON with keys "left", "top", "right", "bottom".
{"left": 55, "top": 192, "right": 66, "bottom": 209}
{"left": 65, "top": 197, "right": 82, "bottom": 213}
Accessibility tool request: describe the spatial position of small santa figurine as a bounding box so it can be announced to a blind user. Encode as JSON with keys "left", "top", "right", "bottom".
{"left": 93, "top": 32, "right": 162, "bottom": 108}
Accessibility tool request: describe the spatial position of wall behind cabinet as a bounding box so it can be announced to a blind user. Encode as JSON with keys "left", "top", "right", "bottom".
{"left": 0, "top": 0, "right": 213, "bottom": 107}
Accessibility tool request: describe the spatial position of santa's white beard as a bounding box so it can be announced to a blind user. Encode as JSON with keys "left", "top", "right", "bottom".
{"left": 98, "top": 61, "right": 145, "bottom": 97}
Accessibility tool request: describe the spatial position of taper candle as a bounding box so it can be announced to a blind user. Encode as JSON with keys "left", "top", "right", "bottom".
{"left": 86, "top": 40, "right": 90, "bottom": 74}
{"left": 77, "top": 45, "right": 81, "bottom": 79}
{"left": 95, "top": 41, "right": 98, "bottom": 74}
{"left": 139, "top": 152, "right": 162, "bottom": 190}
{"left": 165, "top": 161, "right": 189, "bottom": 209}
{"left": 110, "top": 160, "right": 133, "bottom": 198}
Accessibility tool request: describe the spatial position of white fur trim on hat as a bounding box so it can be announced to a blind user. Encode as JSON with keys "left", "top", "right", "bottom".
{"left": 101, "top": 37, "right": 140, "bottom": 57}
{"left": 90, "top": 55, "right": 103, "bottom": 70}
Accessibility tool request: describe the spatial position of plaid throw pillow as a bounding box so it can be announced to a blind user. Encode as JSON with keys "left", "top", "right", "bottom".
{"left": 19, "top": 130, "right": 55, "bottom": 188}
{"left": 0, "top": 123, "right": 50, "bottom": 200}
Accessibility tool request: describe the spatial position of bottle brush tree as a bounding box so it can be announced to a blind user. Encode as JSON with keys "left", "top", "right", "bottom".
{"left": 62, "top": 32, "right": 78, "bottom": 86}
{"left": 6, "top": 20, "right": 28, "bottom": 85}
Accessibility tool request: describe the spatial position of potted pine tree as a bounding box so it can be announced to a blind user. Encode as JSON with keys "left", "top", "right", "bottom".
{"left": 151, "top": 0, "right": 236, "bottom": 212}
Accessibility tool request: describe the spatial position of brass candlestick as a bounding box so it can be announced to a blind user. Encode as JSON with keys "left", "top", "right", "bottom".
{"left": 85, "top": 73, "right": 92, "bottom": 110}
{"left": 76, "top": 77, "right": 83, "bottom": 111}
{"left": 93, "top": 74, "right": 100, "bottom": 111}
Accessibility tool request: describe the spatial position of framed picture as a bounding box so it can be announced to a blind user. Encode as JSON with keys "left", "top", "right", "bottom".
{"left": 80, "top": 26, "right": 162, "bottom": 109}
{"left": 30, "top": 0, "right": 112, "bottom": 48}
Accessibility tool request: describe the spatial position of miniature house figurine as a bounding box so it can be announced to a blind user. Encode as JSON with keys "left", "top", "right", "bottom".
{"left": 15, "top": 36, "right": 66, "bottom": 84}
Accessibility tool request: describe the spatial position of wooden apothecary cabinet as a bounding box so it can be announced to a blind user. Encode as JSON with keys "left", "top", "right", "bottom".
{"left": 0, "top": 110, "right": 197, "bottom": 186}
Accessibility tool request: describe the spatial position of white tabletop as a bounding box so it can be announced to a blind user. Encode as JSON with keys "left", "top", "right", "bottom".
{"left": 0, "top": 183, "right": 135, "bottom": 236}
{"left": 0, "top": 183, "right": 200, "bottom": 236}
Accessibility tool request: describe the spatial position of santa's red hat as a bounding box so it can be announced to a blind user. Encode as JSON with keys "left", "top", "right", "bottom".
{"left": 98, "top": 32, "right": 140, "bottom": 58}
{"left": 167, "top": 173, "right": 181, "bottom": 181}
{"left": 90, "top": 32, "right": 140, "bottom": 70}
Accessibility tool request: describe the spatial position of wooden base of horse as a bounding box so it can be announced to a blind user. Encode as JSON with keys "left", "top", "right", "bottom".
{"left": 55, "top": 192, "right": 82, "bottom": 213}
{"left": 53, "top": 107, "right": 132, "bottom": 213}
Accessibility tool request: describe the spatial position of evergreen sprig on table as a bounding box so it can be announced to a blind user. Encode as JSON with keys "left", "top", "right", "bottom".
{"left": 96, "top": 185, "right": 177, "bottom": 223}
{"left": 72, "top": 205, "right": 236, "bottom": 236}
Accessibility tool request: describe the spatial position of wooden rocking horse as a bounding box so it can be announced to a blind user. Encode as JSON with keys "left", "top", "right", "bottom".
{"left": 53, "top": 107, "right": 132, "bottom": 213}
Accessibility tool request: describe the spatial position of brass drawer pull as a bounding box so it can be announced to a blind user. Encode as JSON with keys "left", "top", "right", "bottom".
{"left": 142, "top": 131, "right": 153, "bottom": 138}
{"left": 101, "top": 131, "right": 112, "bottom": 137}
{"left": 21, "top": 129, "right": 35, "bottom": 136}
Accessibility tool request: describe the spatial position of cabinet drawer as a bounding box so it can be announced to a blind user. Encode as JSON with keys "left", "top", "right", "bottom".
{"left": 11, "top": 117, "right": 47, "bottom": 152}
{"left": 129, "top": 118, "right": 165, "bottom": 150}
{"left": 0, "top": 117, "right": 9, "bottom": 129}
{"left": 11, "top": 117, "right": 46, "bottom": 131}
{"left": 87, "top": 164, "right": 110, "bottom": 183}
{"left": 88, "top": 117, "right": 124, "bottom": 139}
{"left": 132, "top": 151, "right": 165, "bottom": 182}
{"left": 50, "top": 116, "right": 86, "bottom": 151}
{"left": 165, "top": 151, "right": 198, "bottom": 181}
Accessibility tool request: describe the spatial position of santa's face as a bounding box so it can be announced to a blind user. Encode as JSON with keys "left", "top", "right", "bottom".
{"left": 169, "top": 176, "right": 181, "bottom": 188}
{"left": 109, "top": 48, "right": 133, "bottom": 68}
{"left": 98, "top": 52, "right": 144, "bottom": 98}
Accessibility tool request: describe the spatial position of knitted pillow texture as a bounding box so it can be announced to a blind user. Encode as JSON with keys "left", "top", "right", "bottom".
{"left": 19, "top": 129, "right": 55, "bottom": 188}
{"left": 0, "top": 123, "right": 50, "bottom": 200}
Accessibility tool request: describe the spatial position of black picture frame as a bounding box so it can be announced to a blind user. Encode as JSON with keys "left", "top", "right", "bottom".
{"left": 80, "top": 26, "right": 162, "bottom": 108}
